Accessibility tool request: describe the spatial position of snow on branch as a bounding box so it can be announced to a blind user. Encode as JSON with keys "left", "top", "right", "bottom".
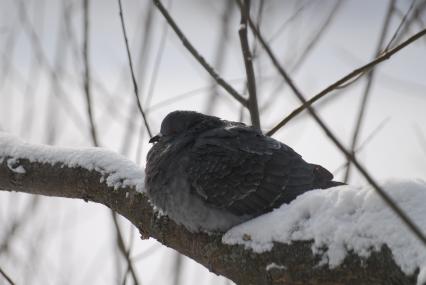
{"left": 0, "top": 133, "right": 423, "bottom": 284}
{"left": 0, "top": 133, "right": 144, "bottom": 192}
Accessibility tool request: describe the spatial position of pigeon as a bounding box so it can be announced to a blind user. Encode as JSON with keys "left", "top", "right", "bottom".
{"left": 145, "top": 111, "right": 343, "bottom": 232}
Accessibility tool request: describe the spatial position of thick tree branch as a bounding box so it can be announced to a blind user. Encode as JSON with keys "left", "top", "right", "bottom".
{"left": 0, "top": 136, "right": 418, "bottom": 285}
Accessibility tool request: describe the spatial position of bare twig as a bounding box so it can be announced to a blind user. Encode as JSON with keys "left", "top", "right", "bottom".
{"left": 119, "top": 4, "right": 156, "bottom": 158}
{"left": 83, "top": 0, "right": 99, "bottom": 146}
{"left": 19, "top": 0, "right": 46, "bottom": 139}
{"left": 111, "top": 212, "right": 140, "bottom": 285}
{"left": 290, "top": 0, "right": 342, "bottom": 70}
{"left": 172, "top": 252, "right": 184, "bottom": 285}
{"left": 0, "top": 20, "right": 18, "bottom": 93}
{"left": 136, "top": 0, "right": 171, "bottom": 164}
{"left": 0, "top": 196, "right": 40, "bottom": 255}
{"left": 117, "top": 0, "right": 153, "bottom": 138}
{"left": 0, "top": 266, "right": 15, "bottom": 285}
{"left": 44, "top": 0, "right": 69, "bottom": 145}
{"left": 204, "top": 0, "right": 235, "bottom": 114}
{"left": 267, "top": 0, "right": 316, "bottom": 43}
{"left": 259, "top": 0, "right": 342, "bottom": 115}
{"left": 16, "top": 0, "right": 89, "bottom": 138}
{"left": 82, "top": 11, "right": 140, "bottom": 278}
{"left": 238, "top": 0, "right": 260, "bottom": 129}
{"left": 333, "top": 117, "right": 391, "bottom": 176}
{"left": 344, "top": 0, "right": 395, "bottom": 182}
{"left": 145, "top": 75, "right": 258, "bottom": 113}
{"left": 152, "top": 0, "right": 248, "bottom": 107}
{"left": 136, "top": 2, "right": 155, "bottom": 93}
{"left": 393, "top": 0, "right": 426, "bottom": 45}
{"left": 385, "top": 0, "right": 417, "bottom": 51}
{"left": 144, "top": 1, "right": 170, "bottom": 109}
{"left": 413, "top": 124, "right": 426, "bottom": 156}
{"left": 247, "top": 15, "right": 426, "bottom": 246}
{"left": 266, "top": 27, "right": 426, "bottom": 136}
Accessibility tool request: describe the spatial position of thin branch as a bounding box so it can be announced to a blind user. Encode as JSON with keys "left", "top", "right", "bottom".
{"left": 172, "top": 252, "right": 184, "bottom": 285}
{"left": 135, "top": 0, "right": 171, "bottom": 165}
{"left": 0, "top": 266, "right": 15, "bottom": 285}
{"left": 267, "top": 0, "right": 316, "bottom": 44}
{"left": 144, "top": 2, "right": 170, "bottom": 109}
{"left": 266, "top": 27, "right": 426, "bottom": 136}
{"left": 393, "top": 0, "right": 426, "bottom": 45}
{"left": 117, "top": 0, "right": 153, "bottom": 138}
{"left": 259, "top": 0, "right": 342, "bottom": 115}
{"left": 44, "top": 0, "right": 69, "bottom": 145}
{"left": 132, "top": 244, "right": 161, "bottom": 261}
{"left": 16, "top": 0, "right": 89, "bottom": 139}
{"left": 238, "top": 0, "right": 260, "bottom": 129}
{"left": 152, "top": 0, "right": 248, "bottom": 107}
{"left": 112, "top": 212, "right": 141, "bottom": 285}
{"left": 246, "top": 14, "right": 426, "bottom": 246}
{"left": 0, "top": 17, "right": 18, "bottom": 93}
{"left": 413, "top": 124, "right": 426, "bottom": 156}
{"left": 289, "top": 0, "right": 342, "bottom": 71}
{"left": 83, "top": 0, "right": 99, "bottom": 146}
{"left": 18, "top": 0, "right": 46, "bottom": 139}
{"left": 0, "top": 196, "right": 40, "bottom": 255}
{"left": 333, "top": 117, "right": 391, "bottom": 176}
{"left": 82, "top": 13, "right": 140, "bottom": 279}
{"left": 203, "top": 0, "right": 235, "bottom": 114}
{"left": 344, "top": 0, "right": 395, "bottom": 182}
{"left": 385, "top": 0, "right": 417, "bottom": 51}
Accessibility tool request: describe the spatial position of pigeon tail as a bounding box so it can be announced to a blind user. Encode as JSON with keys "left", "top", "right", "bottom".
{"left": 311, "top": 163, "right": 345, "bottom": 189}
{"left": 322, "top": 180, "right": 346, "bottom": 188}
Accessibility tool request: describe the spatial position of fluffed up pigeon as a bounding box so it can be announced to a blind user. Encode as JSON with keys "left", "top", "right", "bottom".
{"left": 145, "top": 111, "right": 343, "bottom": 232}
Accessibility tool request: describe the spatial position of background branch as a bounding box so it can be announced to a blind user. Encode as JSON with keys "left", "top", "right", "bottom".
{"left": 0, "top": 266, "right": 15, "bottom": 285}
{"left": 83, "top": 0, "right": 98, "bottom": 146}
{"left": 344, "top": 0, "right": 395, "bottom": 182}
{"left": 266, "top": 27, "right": 426, "bottom": 136}
{"left": 238, "top": 0, "right": 260, "bottom": 129}
{"left": 118, "top": 0, "right": 153, "bottom": 138}
{"left": 153, "top": 0, "right": 248, "bottom": 107}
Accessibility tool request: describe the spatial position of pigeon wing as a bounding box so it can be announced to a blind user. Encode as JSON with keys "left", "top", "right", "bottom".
{"left": 186, "top": 126, "right": 322, "bottom": 216}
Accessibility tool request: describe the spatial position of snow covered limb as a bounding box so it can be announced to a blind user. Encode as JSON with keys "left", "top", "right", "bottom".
{"left": 0, "top": 134, "right": 423, "bottom": 285}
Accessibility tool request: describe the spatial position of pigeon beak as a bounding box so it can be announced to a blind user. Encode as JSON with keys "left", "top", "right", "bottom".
{"left": 149, "top": 134, "right": 162, "bottom": 144}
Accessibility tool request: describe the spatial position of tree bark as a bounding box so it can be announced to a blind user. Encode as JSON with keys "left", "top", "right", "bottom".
{"left": 0, "top": 142, "right": 418, "bottom": 285}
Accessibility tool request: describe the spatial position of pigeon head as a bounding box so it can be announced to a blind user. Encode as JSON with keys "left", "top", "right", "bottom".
{"left": 149, "top": 111, "right": 223, "bottom": 143}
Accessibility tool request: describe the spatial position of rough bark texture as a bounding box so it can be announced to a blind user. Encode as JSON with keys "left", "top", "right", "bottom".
{"left": 0, "top": 157, "right": 418, "bottom": 285}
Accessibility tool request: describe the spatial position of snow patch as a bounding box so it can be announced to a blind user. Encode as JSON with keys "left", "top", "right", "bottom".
{"left": 223, "top": 180, "right": 426, "bottom": 284}
{"left": 7, "top": 158, "right": 26, "bottom": 174}
{"left": 0, "top": 133, "right": 145, "bottom": 192}
{"left": 266, "top": 263, "right": 287, "bottom": 271}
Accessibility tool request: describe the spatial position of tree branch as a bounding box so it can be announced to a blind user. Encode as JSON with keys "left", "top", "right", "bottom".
{"left": 0, "top": 266, "right": 15, "bottom": 285}
{"left": 0, "top": 135, "right": 418, "bottom": 285}
{"left": 238, "top": 0, "right": 260, "bottom": 129}
{"left": 344, "top": 0, "right": 395, "bottom": 182}
{"left": 152, "top": 0, "right": 248, "bottom": 108}
{"left": 266, "top": 27, "right": 426, "bottom": 136}
{"left": 117, "top": 0, "right": 153, "bottom": 138}
{"left": 83, "top": 0, "right": 99, "bottom": 146}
